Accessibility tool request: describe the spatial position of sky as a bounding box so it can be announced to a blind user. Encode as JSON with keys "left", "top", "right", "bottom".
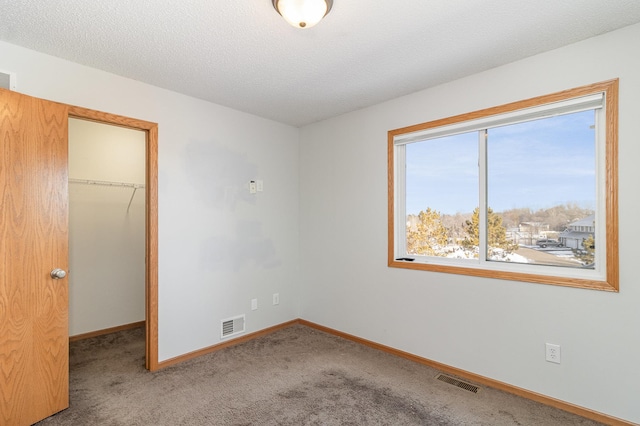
{"left": 405, "top": 110, "right": 596, "bottom": 215}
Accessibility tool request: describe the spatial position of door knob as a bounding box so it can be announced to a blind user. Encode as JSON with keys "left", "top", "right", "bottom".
{"left": 50, "top": 268, "right": 67, "bottom": 279}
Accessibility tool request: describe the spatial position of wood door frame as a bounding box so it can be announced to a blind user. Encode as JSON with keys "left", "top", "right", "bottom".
{"left": 68, "top": 106, "right": 159, "bottom": 371}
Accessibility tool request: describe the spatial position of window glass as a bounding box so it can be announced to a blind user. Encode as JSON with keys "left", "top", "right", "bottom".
{"left": 405, "top": 132, "right": 477, "bottom": 257}
{"left": 486, "top": 111, "right": 596, "bottom": 268}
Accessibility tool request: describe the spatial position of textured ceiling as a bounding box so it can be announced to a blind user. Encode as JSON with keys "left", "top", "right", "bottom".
{"left": 1, "top": 0, "right": 640, "bottom": 127}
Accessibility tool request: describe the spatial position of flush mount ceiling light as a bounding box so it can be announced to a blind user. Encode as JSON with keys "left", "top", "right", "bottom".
{"left": 272, "top": 0, "right": 333, "bottom": 29}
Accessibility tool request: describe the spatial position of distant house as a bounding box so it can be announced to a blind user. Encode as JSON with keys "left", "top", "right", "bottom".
{"left": 519, "top": 222, "right": 549, "bottom": 235}
{"left": 508, "top": 222, "right": 550, "bottom": 245}
{"left": 559, "top": 214, "right": 595, "bottom": 249}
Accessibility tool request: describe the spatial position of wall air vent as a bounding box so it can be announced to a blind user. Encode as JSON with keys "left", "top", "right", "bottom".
{"left": 0, "top": 71, "right": 16, "bottom": 90}
{"left": 221, "top": 314, "right": 245, "bottom": 339}
{"left": 435, "top": 374, "right": 480, "bottom": 393}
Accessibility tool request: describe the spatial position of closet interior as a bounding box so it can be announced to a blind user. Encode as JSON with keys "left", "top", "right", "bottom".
{"left": 68, "top": 118, "right": 146, "bottom": 337}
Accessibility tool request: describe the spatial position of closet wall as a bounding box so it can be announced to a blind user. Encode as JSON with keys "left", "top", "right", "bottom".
{"left": 68, "top": 118, "right": 146, "bottom": 336}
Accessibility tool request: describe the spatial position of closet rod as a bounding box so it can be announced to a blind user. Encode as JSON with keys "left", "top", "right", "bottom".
{"left": 69, "top": 178, "right": 145, "bottom": 189}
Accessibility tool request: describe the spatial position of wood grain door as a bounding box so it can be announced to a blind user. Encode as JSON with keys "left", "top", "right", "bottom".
{"left": 0, "top": 88, "right": 70, "bottom": 425}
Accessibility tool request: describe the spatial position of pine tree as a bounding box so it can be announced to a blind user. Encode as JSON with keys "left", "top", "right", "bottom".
{"left": 461, "top": 207, "right": 480, "bottom": 249}
{"left": 575, "top": 234, "right": 595, "bottom": 266}
{"left": 406, "top": 208, "right": 448, "bottom": 255}
{"left": 462, "top": 207, "right": 517, "bottom": 252}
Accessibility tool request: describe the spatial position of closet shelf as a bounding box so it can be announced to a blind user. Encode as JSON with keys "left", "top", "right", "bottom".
{"left": 69, "top": 178, "right": 145, "bottom": 189}
{"left": 69, "top": 178, "right": 145, "bottom": 212}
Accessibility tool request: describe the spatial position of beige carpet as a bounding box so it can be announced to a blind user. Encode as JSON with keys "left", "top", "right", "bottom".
{"left": 37, "top": 324, "right": 602, "bottom": 425}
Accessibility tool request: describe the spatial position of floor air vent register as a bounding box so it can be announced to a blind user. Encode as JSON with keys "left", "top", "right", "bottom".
{"left": 221, "top": 315, "right": 245, "bottom": 339}
{"left": 436, "top": 374, "right": 480, "bottom": 393}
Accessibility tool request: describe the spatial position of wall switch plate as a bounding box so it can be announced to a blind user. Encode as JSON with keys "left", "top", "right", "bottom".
{"left": 251, "top": 298, "right": 258, "bottom": 310}
{"left": 249, "top": 181, "right": 257, "bottom": 194}
{"left": 545, "top": 343, "right": 561, "bottom": 364}
{"left": 273, "top": 293, "right": 279, "bottom": 305}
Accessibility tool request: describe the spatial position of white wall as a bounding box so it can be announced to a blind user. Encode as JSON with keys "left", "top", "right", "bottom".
{"left": 2, "top": 21, "right": 639, "bottom": 423}
{"left": 299, "top": 23, "right": 640, "bottom": 423}
{"left": 0, "top": 39, "right": 301, "bottom": 362}
{"left": 68, "top": 118, "right": 146, "bottom": 336}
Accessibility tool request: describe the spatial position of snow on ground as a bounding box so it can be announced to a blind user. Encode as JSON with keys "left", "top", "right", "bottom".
{"left": 440, "top": 245, "right": 585, "bottom": 265}
{"left": 445, "top": 247, "right": 476, "bottom": 259}
{"left": 443, "top": 246, "right": 529, "bottom": 262}
{"left": 501, "top": 252, "right": 529, "bottom": 263}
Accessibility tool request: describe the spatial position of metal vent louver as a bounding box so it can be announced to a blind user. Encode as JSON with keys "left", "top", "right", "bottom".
{"left": 221, "top": 315, "right": 245, "bottom": 339}
{"left": 436, "top": 374, "right": 479, "bottom": 393}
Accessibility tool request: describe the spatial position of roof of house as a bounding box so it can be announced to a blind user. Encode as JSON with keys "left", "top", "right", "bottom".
{"left": 569, "top": 213, "right": 595, "bottom": 228}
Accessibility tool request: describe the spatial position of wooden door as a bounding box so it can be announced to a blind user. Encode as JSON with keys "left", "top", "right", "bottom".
{"left": 0, "top": 89, "right": 70, "bottom": 425}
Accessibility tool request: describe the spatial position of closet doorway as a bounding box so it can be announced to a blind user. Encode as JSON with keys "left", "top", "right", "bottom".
{"left": 0, "top": 90, "right": 158, "bottom": 424}
{"left": 68, "top": 118, "right": 146, "bottom": 343}
{"left": 68, "top": 107, "right": 158, "bottom": 371}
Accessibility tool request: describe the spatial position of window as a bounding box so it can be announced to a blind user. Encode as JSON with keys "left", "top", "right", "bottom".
{"left": 388, "top": 80, "right": 618, "bottom": 291}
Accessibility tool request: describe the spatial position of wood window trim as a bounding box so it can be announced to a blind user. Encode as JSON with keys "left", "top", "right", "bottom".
{"left": 387, "top": 79, "right": 619, "bottom": 292}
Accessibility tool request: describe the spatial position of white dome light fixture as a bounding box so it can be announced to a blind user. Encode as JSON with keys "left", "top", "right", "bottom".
{"left": 272, "top": 0, "right": 333, "bottom": 29}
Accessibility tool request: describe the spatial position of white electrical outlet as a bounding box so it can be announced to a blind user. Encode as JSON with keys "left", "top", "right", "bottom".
{"left": 273, "top": 293, "right": 279, "bottom": 305}
{"left": 249, "top": 181, "right": 257, "bottom": 194}
{"left": 251, "top": 298, "right": 258, "bottom": 311}
{"left": 545, "top": 343, "right": 561, "bottom": 364}
{"left": 257, "top": 180, "right": 264, "bottom": 192}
